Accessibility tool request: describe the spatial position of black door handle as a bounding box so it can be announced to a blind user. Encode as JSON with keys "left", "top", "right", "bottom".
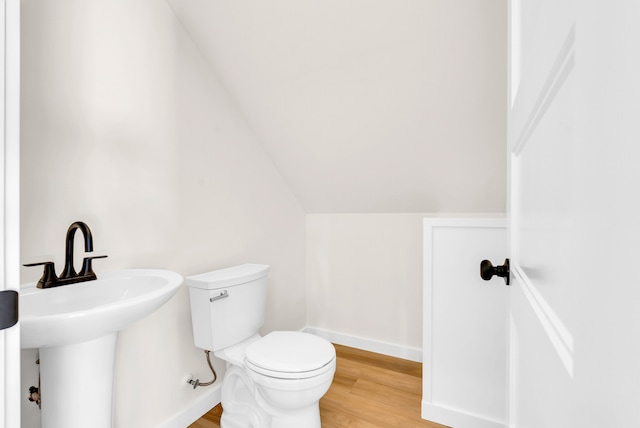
{"left": 480, "top": 259, "right": 510, "bottom": 286}
{"left": 0, "top": 289, "right": 18, "bottom": 330}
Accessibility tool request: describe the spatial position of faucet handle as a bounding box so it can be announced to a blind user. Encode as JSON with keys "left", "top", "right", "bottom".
{"left": 79, "top": 255, "right": 108, "bottom": 277}
{"left": 23, "top": 261, "right": 54, "bottom": 267}
{"left": 23, "top": 261, "right": 58, "bottom": 288}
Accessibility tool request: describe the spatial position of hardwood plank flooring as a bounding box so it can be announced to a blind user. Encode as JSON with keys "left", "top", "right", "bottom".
{"left": 189, "top": 403, "right": 222, "bottom": 428}
{"left": 189, "top": 344, "right": 447, "bottom": 428}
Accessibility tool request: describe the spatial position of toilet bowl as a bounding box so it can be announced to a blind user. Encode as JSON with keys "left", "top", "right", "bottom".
{"left": 220, "top": 331, "right": 335, "bottom": 428}
{"left": 186, "top": 264, "right": 336, "bottom": 428}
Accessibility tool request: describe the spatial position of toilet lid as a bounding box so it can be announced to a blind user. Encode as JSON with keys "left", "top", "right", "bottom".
{"left": 245, "top": 331, "right": 335, "bottom": 379}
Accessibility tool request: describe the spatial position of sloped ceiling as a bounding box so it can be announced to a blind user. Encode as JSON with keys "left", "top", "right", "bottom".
{"left": 166, "top": 0, "right": 506, "bottom": 213}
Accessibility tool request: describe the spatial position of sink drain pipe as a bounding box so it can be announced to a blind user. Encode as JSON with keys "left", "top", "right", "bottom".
{"left": 28, "top": 358, "right": 41, "bottom": 408}
{"left": 187, "top": 350, "right": 218, "bottom": 389}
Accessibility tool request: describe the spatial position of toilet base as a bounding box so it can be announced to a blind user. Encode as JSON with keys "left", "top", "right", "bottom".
{"left": 267, "top": 403, "right": 321, "bottom": 428}
{"left": 222, "top": 407, "right": 320, "bottom": 428}
{"left": 220, "top": 365, "right": 325, "bottom": 428}
{"left": 220, "top": 366, "right": 270, "bottom": 428}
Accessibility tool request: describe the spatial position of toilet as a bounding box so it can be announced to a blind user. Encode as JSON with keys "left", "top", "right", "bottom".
{"left": 186, "top": 264, "right": 336, "bottom": 428}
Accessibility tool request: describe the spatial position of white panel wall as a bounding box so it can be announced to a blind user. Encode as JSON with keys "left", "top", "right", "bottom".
{"left": 422, "top": 218, "right": 507, "bottom": 428}
{"left": 19, "top": 1, "right": 306, "bottom": 427}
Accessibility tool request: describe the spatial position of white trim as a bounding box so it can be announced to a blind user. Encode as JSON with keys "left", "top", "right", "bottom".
{"left": 155, "top": 384, "right": 221, "bottom": 428}
{"left": 421, "top": 401, "right": 505, "bottom": 428}
{"left": 423, "top": 217, "right": 506, "bottom": 229}
{"left": 303, "top": 327, "right": 422, "bottom": 363}
{"left": 2, "top": 1, "right": 20, "bottom": 427}
{"left": 0, "top": 0, "right": 7, "bottom": 422}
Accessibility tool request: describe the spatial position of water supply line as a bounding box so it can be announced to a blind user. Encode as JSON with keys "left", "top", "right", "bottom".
{"left": 187, "top": 350, "right": 217, "bottom": 389}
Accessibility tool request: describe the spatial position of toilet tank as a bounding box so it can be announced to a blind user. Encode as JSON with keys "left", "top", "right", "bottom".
{"left": 186, "top": 264, "right": 269, "bottom": 352}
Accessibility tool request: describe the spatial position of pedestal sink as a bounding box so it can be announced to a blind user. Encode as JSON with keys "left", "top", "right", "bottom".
{"left": 20, "top": 269, "right": 183, "bottom": 428}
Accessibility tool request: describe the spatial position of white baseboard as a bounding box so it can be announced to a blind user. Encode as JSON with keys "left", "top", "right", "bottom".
{"left": 422, "top": 401, "right": 505, "bottom": 428}
{"left": 304, "top": 327, "right": 422, "bottom": 362}
{"left": 156, "top": 383, "right": 222, "bottom": 428}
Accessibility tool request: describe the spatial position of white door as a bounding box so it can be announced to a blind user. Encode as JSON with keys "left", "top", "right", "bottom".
{"left": 1, "top": 0, "right": 20, "bottom": 427}
{"left": 508, "top": 0, "right": 640, "bottom": 426}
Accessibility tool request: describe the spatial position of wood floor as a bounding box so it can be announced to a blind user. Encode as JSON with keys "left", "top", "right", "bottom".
{"left": 189, "top": 344, "right": 447, "bottom": 428}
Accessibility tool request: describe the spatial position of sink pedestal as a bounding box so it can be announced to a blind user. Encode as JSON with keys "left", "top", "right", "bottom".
{"left": 39, "top": 333, "right": 117, "bottom": 428}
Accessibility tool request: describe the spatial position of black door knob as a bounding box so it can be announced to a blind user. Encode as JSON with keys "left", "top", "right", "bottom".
{"left": 480, "top": 259, "right": 510, "bottom": 286}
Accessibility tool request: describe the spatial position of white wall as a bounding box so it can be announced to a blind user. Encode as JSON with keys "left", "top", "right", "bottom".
{"left": 167, "top": 0, "right": 508, "bottom": 214}
{"left": 20, "top": 0, "right": 306, "bottom": 427}
{"left": 307, "top": 214, "right": 424, "bottom": 356}
{"left": 19, "top": 0, "right": 507, "bottom": 426}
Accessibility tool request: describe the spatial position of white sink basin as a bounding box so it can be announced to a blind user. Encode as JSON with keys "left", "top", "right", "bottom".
{"left": 19, "top": 269, "right": 183, "bottom": 428}
{"left": 20, "top": 269, "right": 183, "bottom": 348}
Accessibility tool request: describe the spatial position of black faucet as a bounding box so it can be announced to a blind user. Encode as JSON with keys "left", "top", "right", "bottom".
{"left": 24, "top": 221, "right": 108, "bottom": 289}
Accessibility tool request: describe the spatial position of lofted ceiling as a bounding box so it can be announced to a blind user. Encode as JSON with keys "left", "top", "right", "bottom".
{"left": 166, "top": 0, "right": 507, "bottom": 213}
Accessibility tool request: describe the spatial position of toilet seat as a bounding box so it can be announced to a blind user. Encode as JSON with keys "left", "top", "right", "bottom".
{"left": 245, "top": 331, "right": 335, "bottom": 380}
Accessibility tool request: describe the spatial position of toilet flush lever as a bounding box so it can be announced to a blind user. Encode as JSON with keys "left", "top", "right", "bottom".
{"left": 210, "top": 290, "right": 229, "bottom": 302}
